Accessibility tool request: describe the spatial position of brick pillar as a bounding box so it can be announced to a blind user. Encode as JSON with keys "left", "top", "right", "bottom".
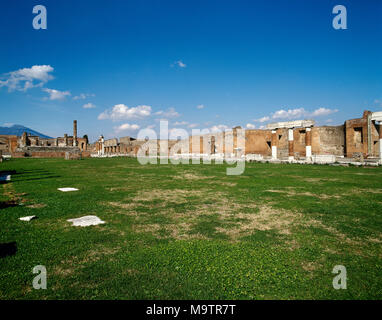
{"left": 211, "top": 136, "right": 215, "bottom": 154}
{"left": 21, "top": 132, "right": 28, "bottom": 147}
{"left": 288, "top": 128, "right": 294, "bottom": 161}
{"left": 271, "top": 130, "right": 277, "bottom": 159}
{"left": 305, "top": 127, "right": 312, "bottom": 159}
{"left": 64, "top": 134, "right": 68, "bottom": 146}
{"left": 73, "top": 120, "right": 78, "bottom": 146}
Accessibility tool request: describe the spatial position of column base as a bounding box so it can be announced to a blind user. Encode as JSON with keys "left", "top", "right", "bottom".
{"left": 271, "top": 146, "right": 277, "bottom": 159}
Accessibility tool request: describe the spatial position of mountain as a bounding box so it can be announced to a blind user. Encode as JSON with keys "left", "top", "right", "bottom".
{"left": 0, "top": 125, "right": 53, "bottom": 139}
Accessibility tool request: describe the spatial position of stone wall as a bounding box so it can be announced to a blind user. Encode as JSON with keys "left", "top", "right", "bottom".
{"left": 245, "top": 130, "right": 272, "bottom": 156}
{"left": 311, "top": 126, "right": 345, "bottom": 156}
{"left": 345, "top": 111, "right": 380, "bottom": 157}
{"left": 12, "top": 146, "right": 90, "bottom": 159}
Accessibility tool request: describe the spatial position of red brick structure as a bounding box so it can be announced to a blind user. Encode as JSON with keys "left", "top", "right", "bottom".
{"left": 1, "top": 111, "right": 381, "bottom": 161}
{"left": 1, "top": 120, "right": 89, "bottom": 159}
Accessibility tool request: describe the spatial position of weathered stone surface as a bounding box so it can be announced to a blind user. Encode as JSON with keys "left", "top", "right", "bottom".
{"left": 65, "top": 151, "right": 82, "bottom": 160}
{"left": 246, "top": 154, "right": 264, "bottom": 161}
{"left": 312, "top": 154, "right": 336, "bottom": 164}
{"left": 58, "top": 187, "right": 79, "bottom": 192}
{"left": 67, "top": 215, "right": 105, "bottom": 227}
{"left": 19, "top": 216, "right": 37, "bottom": 221}
{"left": 371, "top": 111, "right": 382, "bottom": 121}
{"left": 267, "top": 120, "right": 315, "bottom": 130}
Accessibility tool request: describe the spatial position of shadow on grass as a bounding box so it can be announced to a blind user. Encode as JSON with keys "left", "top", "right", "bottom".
{"left": 0, "top": 200, "right": 19, "bottom": 209}
{"left": 0, "top": 169, "right": 60, "bottom": 183}
{"left": 0, "top": 242, "right": 17, "bottom": 258}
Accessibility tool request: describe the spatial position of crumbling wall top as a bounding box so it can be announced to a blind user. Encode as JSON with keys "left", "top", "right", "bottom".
{"left": 266, "top": 120, "right": 315, "bottom": 130}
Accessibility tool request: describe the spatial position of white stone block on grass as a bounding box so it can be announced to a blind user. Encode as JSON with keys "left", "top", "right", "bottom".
{"left": 67, "top": 215, "right": 105, "bottom": 227}
{"left": 312, "top": 155, "right": 336, "bottom": 164}
{"left": 58, "top": 187, "right": 79, "bottom": 192}
{"left": 0, "top": 175, "right": 11, "bottom": 181}
{"left": 19, "top": 216, "right": 37, "bottom": 221}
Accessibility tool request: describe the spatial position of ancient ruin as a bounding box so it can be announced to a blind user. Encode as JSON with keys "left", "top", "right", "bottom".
{"left": 0, "top": 110, "right": 381, "bottom": 165}
{"left": 92, "top": 110, "right": 382, "bottom": 165}
{"left": 0, "top": 120, "right": 90, "bottom": 159}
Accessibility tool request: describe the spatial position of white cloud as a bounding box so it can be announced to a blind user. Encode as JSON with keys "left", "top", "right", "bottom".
{"left": 196, "top": 104, "right": 205, "bottom": 109}
{"left": 255, "top": 116, "right": 270, "bottom": 123}
{"left": 254, "top": 107, "right": 338, "bottom": 123}
{"left": 0, "top": 65, "right": 54, "bottom": 91}
{"left": 174, "top": 121, "right": 188, "bottom": 126}
{"left": 310, "top": 107, "right": 338, "bottom": 117}
{"left": 114, "top": 123, "right": 140, "bottom": 133}
{"left": 42, "top": 88, "right": 71, "bottom": 100}
{"left": 154, "top": 107, "right": 180, "bottom": 118}
{"left": 188, "top": 123, "right": 198, "bottom": 128}
{"left": 74, "top": 93, "right": 95, "bottom": 100}
{"left": 272, "top": 108, "right": 306, "bottom": 120}
{"left": 172, "top": 60, "right": 186, "bottom": 68}
{"left": 246, "top": 123, "right": 256, "bottom": 129}
{"left": 82, "top": 102, "right": 96, "bottom": 109}
{"left": 210, "top": 124, "right": 230, "bottom": 133}
{"left": 98, "top": 104, "right": 152, "bottom": 121}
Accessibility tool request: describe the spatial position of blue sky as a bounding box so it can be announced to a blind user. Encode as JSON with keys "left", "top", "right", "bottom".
{"left": 1, "top": 0, "right": 381, "bottom": 142}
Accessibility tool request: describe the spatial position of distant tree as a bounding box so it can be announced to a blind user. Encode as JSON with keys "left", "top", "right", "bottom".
{"left": 83, "top": 135, "right": 89, "bottom": 144}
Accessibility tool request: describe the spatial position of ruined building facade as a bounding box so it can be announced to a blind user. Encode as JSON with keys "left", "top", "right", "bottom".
{"left": 1, "top": 110, "right": 381, "bottom": 162}
{"left": 94, "top": 110, "right": 382, "bottom": 163}
{"left": 0, "top": 120, "right": 90, "bottom": 159}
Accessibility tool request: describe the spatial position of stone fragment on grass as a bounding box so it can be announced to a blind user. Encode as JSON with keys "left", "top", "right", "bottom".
{"left": 67, "top": 215, "right": 105, "bottom": 227}
{"left": 0, "top": 175, "right": 11, "bottom": 182}
{"left": 58, "top": 187, "right": 79, "bottom": 192}
{"left": 19, "top": 215, "right": 37, "bottom": 221}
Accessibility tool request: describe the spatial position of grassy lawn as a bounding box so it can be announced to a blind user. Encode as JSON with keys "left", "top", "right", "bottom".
{"left": 0, "top": 157, "right": 381, "bottom": 299}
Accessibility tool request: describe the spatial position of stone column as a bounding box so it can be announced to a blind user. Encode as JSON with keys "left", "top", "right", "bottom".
{"left": 305, "top": 127, "right": 312, "bottom": 159}
{"left": 21, "top": 132, "right": 28, "bottom": 147}
{"left": 288, "top": 128, "right": 294, "bottom": 161}
{"left": 101, "top": 136, "right": 105, "bottom": 155}
{"left": 64, "top": 134, "right": 68, "bottom": 146}
{"left": 211, "top": 136, "right": 216, "bottom": 154}
{"left": 271, "top": 130, "right": 277, "bottom": 159}
{"left": 73, "top": 120, "right": 78, "bottom": 146}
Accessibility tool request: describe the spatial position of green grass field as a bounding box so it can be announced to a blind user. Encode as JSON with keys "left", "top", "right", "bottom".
{"left": 1, "top": 157, "right": 381, "bottom": 299}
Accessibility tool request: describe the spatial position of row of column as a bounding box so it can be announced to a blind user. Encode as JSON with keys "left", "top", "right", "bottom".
{"left": 105, "top": 146, "right": 120, "bottom": 153}
{"left": 271, "top": 127, "right": 312, "bottom": 160}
